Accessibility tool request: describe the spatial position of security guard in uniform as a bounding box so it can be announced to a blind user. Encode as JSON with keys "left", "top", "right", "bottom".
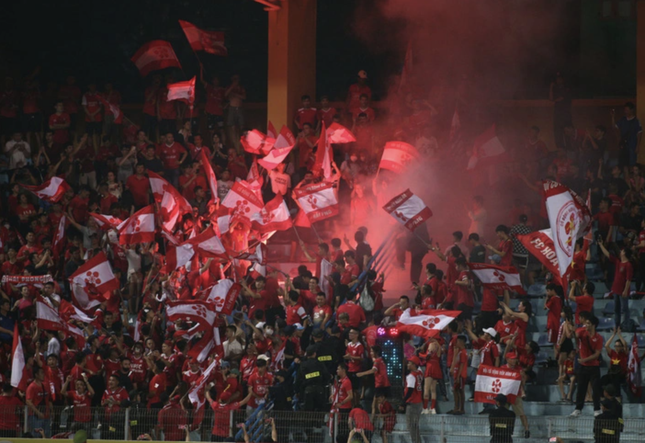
{"left": 594, "top": 399, "right": 622, "bottom": 443}
{"left": 312, "top": 329, "right": 339, "bottom": 375}
{"left": 295, "top": 345, "right": 331, "bottom": 411}
{"left": 489, "top": 394, "right": 516, "bottom": 443}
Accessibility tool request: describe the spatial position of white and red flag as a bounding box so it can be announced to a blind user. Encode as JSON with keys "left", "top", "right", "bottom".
{"left": 313, "top": 121, "right": 332, "bottom": 179}
{"left": 148, "top": 170, "right": 170, "bottom": 203}
{"left": 205, "top": 279, "right": 241, "bottom": 315}
{"left": 383, "top": 189, "right": 432, "bottom": 232}
{"left": 178, "top": 20, "right": 227, "bottom": 56}
{"left": 234, "top": 243, "right": 268, "bottom": 266}
{"left": 166, "top": 299, "right": 218, "bottom": 333}
{"left": 200, "top": 150, "right": 218, "bottom": 205}
{"left": 241, "top": 130, "right": 275, "bottom": 155}
{"left": 167, "top": 76, "right": 196, "bottom": 108}
{"left": 543, "top": 180, "right": 591, "bottom": 276}
{"left": 187, "top": 226, "right": 226, "bottom": 258}
{"left": 247, "top": 157, "right": 263, "bottom": 186}
{"left": 467, "top": 124, "right": 506, "bottom": 170}
{"left": 258, "top": 144, "right": 295, "bottom": 170}
{"left": 36, "top": 299, "right": 85, "bottom": 345}
{"left": 97, "top": 96, "right": 123, "bottom": 124}
{"left": 58, "top": 299, "right": 95, "bottom": 324}
{"left": 474, "top": 365, "right": 522, "bottom": 405}
{"left": 90, "top": 213, "right": 123, "bottom": 230}
{"left": 69, "top": 251, "right": 119, "bottom": 297}
{"left": 251, "top": 194, "right": 292, "bottom": 233}
{"left": 468, "top": 263, "right": 526, "bottom": 295}
{"left": 449, "top": 108, "right": 460, "bottom": 143}
{"left": 160, "top": 190, "right": 188, "bottom": 232}
{"left": 293, "top": 209, "right": 311, "bottom": 228}
{"left": 117, "top": 205, "right": 156, "bottom": 245}
{"left": 131, "top": 40, "right": 182, "bottom": 77}
{"left": 166, "top": 243, "right": 195, "bottom": 272}
{"left": 274, "top": 125, "right": 296, "bottom": 149}
{"left": 396, "top": 309, "right": 461, "bottom": 339}
{"left": 378, "top": 141, "right": 420, "bottom": 174}
{"left": 10, "top": 324, "right": 26, "bottom": 390}
{"left": 267, "top": 121, "right": 277, "bottom": 139}
{"left": 294, "top": 181, "right": 339, "bottom": 223}
{"left": 628, "top": 334, "right": 642, "bottom": 397}
{"left": 516, "top": 229, "right": 560, "bottom": 279}
{"left": 188, "top": 359, "right": 219, "bottom": 427}
{"left": 219, "top": 182, "right": 264, "bottom": 232}
{"left": 22, "top": 177, "right": 70, "bottom": 203}
{"left": 52, "top": 215, "right": 66, "bottom": 258}
{"left": 327, "top": 122, "right": 356, "bottom": 144}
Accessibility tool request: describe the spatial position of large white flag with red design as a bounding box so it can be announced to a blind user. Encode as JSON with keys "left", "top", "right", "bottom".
{"left": 543, "top": 180, "right": 591, "bottom": 276}
{"left": 396, "top": 309, "right": 461, "bottom": 339}
{"left": 131, "top": 40, "right": 182, "bottom": 77}
{"left": 36, "top": 299, "right": 85, "bottom": 346}
{"left": 166, "top": 243, "right": 195, "bottom": 272}
{"left": 10, "top": 324, "right": 26, "bottom": 390}
{"left": 69, "top": 251, "right": 119, "bottom": 296}
{"left": 379, "top": 141, "right": 420, "bottom": 174}
{"left": 474, "top": 365, "right": 522, "bottom": 404}
{"left": 187, "top": 226, "right": 226, "bottom": 258}
{"left": 159, "top": 189, "right": 192, "bottom": 232}
{"left": 294, "top": 181, "right": 339, "bottom": 223}
{"left": 383, "top": 189, "right": 432, "bottom": 232}
{"left": 628, "top": 334, "right": 642, "bottom": 397}
{"left": 257, "top": 145, "right": 295, "bottom": 170}
{"left": 466, "top": 124, "right": 506, "bottom": 170}
{"left": 251, "top": 194, "right": 292, "bottom": 233}
{"left": 205, "top": 279, "right": 241, "bottom": 315}
{"left": 166, "top": 300, "right": 218, "bottom": 333}
{"left": 118, "top": 205, "right": 156, "bottom": 245}
{"left": 468, "top": 263, "right": 525, "bottom": 294}
{"left": 241, "top": 130, "right": 275, "bottom": 155}
{"left": 188, "top": 359, "right": 219, "bottom": 427}
{"left": 22, "top": 177, "right": 70, "bottom": 203}
{"left": 219, "top": 181, "right": 264, "bottom": 233}
{"left": 90, "top": 213, "right": 122, "bottom": 230}
{"left": 327, "top": 123, "right": 356, "bottom": 144}
{"left": 147, "top": 171, "right": 192, "bottom": 211}
{"left": 313, "top": 121, "right": 332, "bottom": 179}
{"left": 52, "top": 215, "right": 66, "bottom": 258}
{"left": 58, "top": 299, "right": 95, "bottom": 324}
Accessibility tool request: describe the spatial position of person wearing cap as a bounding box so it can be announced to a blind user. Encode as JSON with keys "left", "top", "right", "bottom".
{"left": 488, "top": 394, "right": 516, "bottom": 443}
{"left": 400, "top": 356, "right": 423, "bottom": 443}
{"left": 296, "top": 345, "right": 330, "bottom": 412}
{"left": 593, "top": 398, "right": 622, "bottom": 443}
{"left": 500, "top": 350, "right": 529, "bottom": 438}
{"left": 346, "top": 71, "right": 371, "bottom": 113}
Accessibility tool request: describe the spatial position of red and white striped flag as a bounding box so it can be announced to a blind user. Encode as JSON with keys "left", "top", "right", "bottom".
{"left": 294, "top": 181, "right": 339, "bottom": 223}
{"left": 22, "top": 177, "right": 70, "bottom": 203}
{"left": 468, "top": 263, "right": 526, "bottom": 294}
{"left": 36, "top": 299, "right": 86, "bottom": 347}
{"left": 166, "top": 243, "right": 195, "bottom": 272}
{"left": 378, "top": 141, "right": 420, "bottom": 174}
{"left": 206, "top": 279, "right": 241, "bottom": 315}
{"left": 251, "top": 194, "right": 292, "bottom": 233}
{"left": 313, "top": 121, "right": 332, "bottom": 179}
{"left": 187, "top": 226, "right": 226, "bottom": 258}
{"left": 131, "top": 40, "right": 182, "bottom": 77}
{"left": 543, "top": 180, "right": 591, "bottom": 277}
{"left": 396, "top": 309, "right": 460, "bottom": 339}
{"left": 10, "top": 324, "right": 26, "bottom": 390}
{"left": 200, "top": 150, "right": 218, "bottom": 205}
{"left": 117, "top": 205, "right": 156, "bottom": 245}
{"left": 474, "top": 365, "right": 522, "bottom": 405}
{"left": 167, "top": 76, "right": 196, "bottom": 108}
{"left": 383, "top": 189, "right": 432, "bottom": 232}
{"left": 628, "top": 334, "right": 642, "bottom": 397}
{"left": 90, "top": 213, "right": 122, "bottom": 230}
{"left": 179, "top": 20, "right": 227, "bottom": 56}
{"left": 241, "top": 130, "right": 275, "bottom": 155}
{"left": 467, "top": 124, "right": 506, "bottom": 170}
{"left": 327, "top": 122, "right": 356, "bottom": 144}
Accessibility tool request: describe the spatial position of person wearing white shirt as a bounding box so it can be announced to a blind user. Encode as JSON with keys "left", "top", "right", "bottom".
{"left": 4, "top": 132, "right": 31, "bottom": 170}
{"left": 46, "top": 330, "right": 61, "bottom": 357}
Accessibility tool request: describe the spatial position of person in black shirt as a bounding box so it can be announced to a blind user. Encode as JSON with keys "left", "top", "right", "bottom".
{"left": 468, "top": 233, "right": 486, "bottom": 264}
{"left": 139, "top": 145, "right": 164, "bottom": 173}
{"left": 488, "top": 394, "right": 516, "bottom": 443}
{"left": 593, "top": 399, "right": 621, "bottom": 443}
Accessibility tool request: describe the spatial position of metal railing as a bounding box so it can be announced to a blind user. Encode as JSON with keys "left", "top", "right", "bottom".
{"left": 9, "top": 405, "right": 645, "bottom": 442}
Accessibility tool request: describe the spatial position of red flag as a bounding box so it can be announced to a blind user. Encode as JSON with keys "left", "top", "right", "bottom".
{"left": 131, "top": 40, "right": 182, "bottom": 77}
{"left": 166, "top": 243, "right": 195, "bottom": 272}
{"left": 516, "top": 230, "right": 560, "bottom": 279}
{"left": 327, "top": 123, "right": 356, "bottom": 144}
{"left": 167, "top": 77, "right": 196, "bottom": 108}
{"left": 267, "top": 121, "right": 278, "bottom": 139}
{"left": 468, "top": 263, "right": 526, "bottom": 294}
{"left": 187, "top": 226, "right": 226, "bottom": 258}
{"left": 52, "top": 215, "right": 66, "bottom": 258}
{"left": 117, "top": 205, "right": 156, "bottom": 245}
{"left": 628, "top": 334, "right": 642, "bottom": 397}
{"left": 382, "top": 189, "right": 432, "bottom": 232}
{"left": 293, "top": 181, "right": 339, "bottom": 223}
{"left": 97, "top": 96, "right": 123, "bottom": 124}
{"left": 148, "top": 170, "right": 190, "bottom": 207}
{"left": 179, "top": 20, "right": 228, "bottom": 56}
{"left": 474, "top": 365, "right": 522, "bottom": 405}
{"left": 200, "top": 150, "right": 218, "bottom": 205}
{"left": 467, "top": 125, "right": 506, "bottom": 170}
{"left": 247, "top": 157, "right": 264, "bottom": 186}
{"left": 10, "top": 324, "right": 26, "bottom": 390}
{"left": 22, "top": 177, "right": 70, "bottom": 203}
{"left": 274, "top": 125, "right": 296, "bottom": 149}
{"left": 396, "top": 309, "right": 460, "bottom": 339}
{"left": 251, "top": 195, "right": 292, "bottom": 233}
{"left": 206, "top": 279, "right": 241, "bottom": 315}
{"left": 241, "top": 130, "right": 275, "bottom": 155}
{"left": 378, "top": 141, "right": 420, "bottom": 174}
{"left": 188, "top": 359, "right": 219, "bottom": 427}
{"left": 294, "top": 209, "right": 311, "bottom": 228}
{"left": 313, "top": 121, "right": 332, "bottom": 179}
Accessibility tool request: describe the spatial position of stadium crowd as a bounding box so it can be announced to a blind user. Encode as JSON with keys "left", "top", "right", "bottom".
{"left": 0, "top": 66, "right": 642, "bottom": 443}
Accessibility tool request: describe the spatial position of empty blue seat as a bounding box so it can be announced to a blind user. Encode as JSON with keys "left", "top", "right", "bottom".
{"left": 602, "top": 301, "right": 615, "bottom": 316}
{"left": 537, "top": 333, "right": 552, "bottom": 347}
{"left": 534, "top": 351, "right": 549, "bottom": 365}
{"left": 597, "top": 317, "right": 614, "bottom": 331}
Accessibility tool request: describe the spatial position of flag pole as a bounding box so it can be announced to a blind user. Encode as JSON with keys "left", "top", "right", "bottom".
{"left": 291, "top": 224, "right": 303, "bottom": 243}
{"left": 310, "top": 222, "right": 323, "bottom": 243}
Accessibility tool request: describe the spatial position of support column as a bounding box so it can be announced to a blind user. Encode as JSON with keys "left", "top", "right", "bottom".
{"left": 637, "top": 0, "right": 645, "bottom": 162}
{"left": 267, "top": 0, "right": 317, "bottom": 130}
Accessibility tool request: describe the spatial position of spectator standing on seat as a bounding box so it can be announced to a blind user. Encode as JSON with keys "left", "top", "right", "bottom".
{"left": 597, "top": 238, "right": 633, "bottom": 328}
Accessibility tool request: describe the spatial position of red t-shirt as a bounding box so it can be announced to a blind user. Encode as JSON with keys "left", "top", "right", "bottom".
{"left": 569, "top": 250, "right": 587, "bottom": 282}
{"left": 68, "top": 390, "right": 92, "bottom": 422}
{"left": 179, "top": 173, "right": 207, "bottom": 201}
{"left": 608, "top": 349, "right": 628, "bottom": 374}
{"left": 494, "top": 320, "right": 516, "bottom": 342}
{"left": 455, "top": 271, "right": 473, "bottom": 307}
{"left": 148, "top": 373, "right": 167, "bottom": 407}
{"left": 158, "top": 404, "right": 188, "bottom": 441}
{"left": 126, "top": 174, "right": 151, "bottom": 207}
{"left": 313, "top": 304, "right": 332, "bottom": 325}
{"left": 481, "top": 288, "right": 500, "bottom": 312}
{"left": 498, "top": 239, "right": 513, "bottom": 266}
{"left": 26, "top": 381, "right": 50, "bottom": 416}
{"left": 593, "top": 211, "right": 615, "bottom": 235}
{"left": 205, "top": 85, "right": 225, "bottom": 115}
{"left": 285, "top": 304, "right": 307, "bottom": 326}
{"left": 129, "top": 355, "right": 147, "bottom": 383}
{"left": 248, "top": 290, "right": 268, "bottom": 323}
{"left": 404, "top": 370, "right": 423, "bottom": 404}
{"left": 102, "top": 387, "right": 129, "bottom": 417}
{"left": 345, "top": 341, "right": 364, "bottom": 373}
{"left": 336, "top": 301, "right": 366, "bottom": 327}
{"left": 248, "top": 371, "right": 274, "bottom": 408}
{"left": 295, "top": 108, "right": 317, "bottom": 129}
{"left": 59, "top": 85, "right": 81, "bottom": 114}
{"left": 577, "top": 328, "right": 603, "bottom": 367}
{"left": 82, "top": 92, "right": 103, "bottom": 122}
{"left": 347, "top": 84, "right": 372, "bottom": 111}
{"left": 0, "top": 396, "right": 22, "bottom": 431}
{"left": 143, "top": 86, "right": 157, "bottom": 116}
{"left": 351, "top": 107, "right": 376, "bottom": 122}
{"left": 23, "top": 89, "right": 40, "bottom": 114}
{"left": 317, "top": 107, "right": 336, "bottom": 128}
{"left": 341, "top": 263, "right": 360, "bottom": 285}
{"left": 574, "top": 295, "right": 594, "bottom": 324}
{"left": 545, "top": 295, "right": 563, "bottom": 332}
{"left": 157, "top": 142, "right": 186, "bottom": 170}
{"left": 454, "top": 348, "right": 468, "bottom": 379}
{"left": 372, "top": 357, "right": 390, "bottom": 388}
{"left": 349, "top": 408, "right": 374, "bottom": 431}
{"left": 333, "top": 376, "right": 353, "bottom": 409}
{"left": 69, "top": 196, "right": 89, "bottom": 223}
{"left": 610, "top": 256, "right": 634, "bottom": 295}
{"left": 158, "top": 89, "right": 177, "bottom": 119}
{"left": 478, "top": 339, "right": 499, "bottom": 367}
{"left": 210, "top": 401, "right": 240, "bottom": 436}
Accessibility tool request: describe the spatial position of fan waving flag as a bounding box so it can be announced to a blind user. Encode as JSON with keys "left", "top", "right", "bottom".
{"left": 468, "top": 263, "right": 526, "bottom": 295}
{"left": 117, "top": 205, "right": 156, "bottom": 245}
{"left": 205, "top": 279, "right": 241, "bottom": 315}
{"left": 467, "top": 124, "right": 506, "bottom": 170}
{"left": 378, "top": 141, "right": 420, "bottom": 174}
{"left": 628, "top": 334, "right": 642, "bottom": 397}
{"left": 219, "top": 182, "right": 264, "bottom": 233}
{"left": 131, "top": 40, "right": 182, "bottom": 77}
{"left": 179, "top": 20, "right": 227, "bottom": 56}
{"left": 383, "top": 189, "right": 432, "bottom": 232}
{"left": 22, "top": 177, "right": 70, "bottom": 203}
{"left": 10, "top": 324, "right": 26, "bottom": 390}
{"left": 166, "top": 243, "right": 195, "bottom": 272}
{"left": 474, "top": 365, "right": 522, "bottom": 405}
{"left": 543, "top": 180, "right": 591, "bottom": 276}
{"left": 396, "top": 309, "right": 461, "bottom": 339}
{"left": 251, "top": 194, "right": 292, "bottom": 233}
{"left": 166, "top": 300, "right": 217, "bottom": 333}
{"left": 294, "top": 181, "right": 339, "bottom": 223}
{"left": 167, "top": 77, "right": 196, "bottom": 108}
{"left": 327, "top": 123, "right": 356, "bottom": 144}
{"left": 241, "top": 130, "right": 275, "bottom": 155}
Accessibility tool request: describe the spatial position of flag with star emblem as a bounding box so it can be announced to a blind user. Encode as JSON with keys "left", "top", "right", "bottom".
{"left": 131, "top": 40, "right": 182, "bottom": 77}
{"left": 378, "top": 141, "right": 420, "bottom": 173}
{"left": 468, "top": 263, "right": 525, "bottom": 294}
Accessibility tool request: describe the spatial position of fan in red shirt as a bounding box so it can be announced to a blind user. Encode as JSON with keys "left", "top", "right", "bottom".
{"left": 49, "top": 102, "right": 71, "bottom": 145}
{"left": 599, "top": 240, "right": 634, "bottom": 328}
{"left": 349, "top": 407, "right": 374, "bottom": 432}
{"left": 344, "top": 329, "right": 365, "bottom": 379}
{"left": 294, "top": 95, "right": 318, "bottom": 130}
{"left": 384, "top": 295, "right": 412, "bottom": 321}
{"left": 336, "top": 294, "right": 366, "bottom": 328}
{"left": 592, "top": 198, "right": 616, "bottom": 242}
{"left": 284, "top": 290, "right": 309, "bottom": 326}
{"left": 206, "top": 389, "right": 253, "bottom": 440}
{"left": 312, "top": 293, "right": 332, "bottom": 329}
{"left": 179, "top": 161, "right": 208, "bottom": 201}
{"left": 346, "top": 71, "right": 371, "bottom": 112}
{"left": 449, "top": 336, "right": 468, "bottom": 415}
{"left": 247, "top": 358, "right": 274, "bottom": 409}
{"left": 68, "top": 188, "right": 90, "bottom": 224}
{"left": 572, "top": 316, "right": 603, "bottom": 415}
{"left": 126, "top": 164, "right": 151, "bottom": 208}
{"left": 332, "top": 363, "right": 353, "bottom": 412}
{"left": 0, "top": 383, "right": 22, "bottom": 436}
{"left": 61, "top": 374, "right": 94, "bottom": 426}
{"left": 569, "top": 239, "right": 589, "bottom": 283}
{"left": 544, "top": 283, "right": 563, "bottom": 343}
{"left": 351, "top": 95, "right": 376, "bottom": 123}
{"left": 157, "top": 133, "right": 188, "bottom": 179}
{"left": 203, "top": 75, "right": 225, "bottom": 127}
{"left": 26, "top": 366, "right": 51, "bottom": 420}
{"left": 101, "top": 375, "right": 129, "bottom": 420}
{"left": 157, "top": 395, "right": 188, "bottom": 442}
{"left": 420, "top": 340, "right": 442, "bottom": 413}
{"left": 568, "top": 281, "right": 595, "bottom": 325}
{"left": 316, "top": 96, "right": 337, "bottom": 130}
{"left": 453, "top": 257, "right": 474, "bottom": 318}
{"left": 486, "top": 225, "right": 513, "bottom": 267}
{"left": 341, "top": 250, "right": 360, "bottom": 285}
{"left": 296, "top": 124, "right": 318, "bottom": 170}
